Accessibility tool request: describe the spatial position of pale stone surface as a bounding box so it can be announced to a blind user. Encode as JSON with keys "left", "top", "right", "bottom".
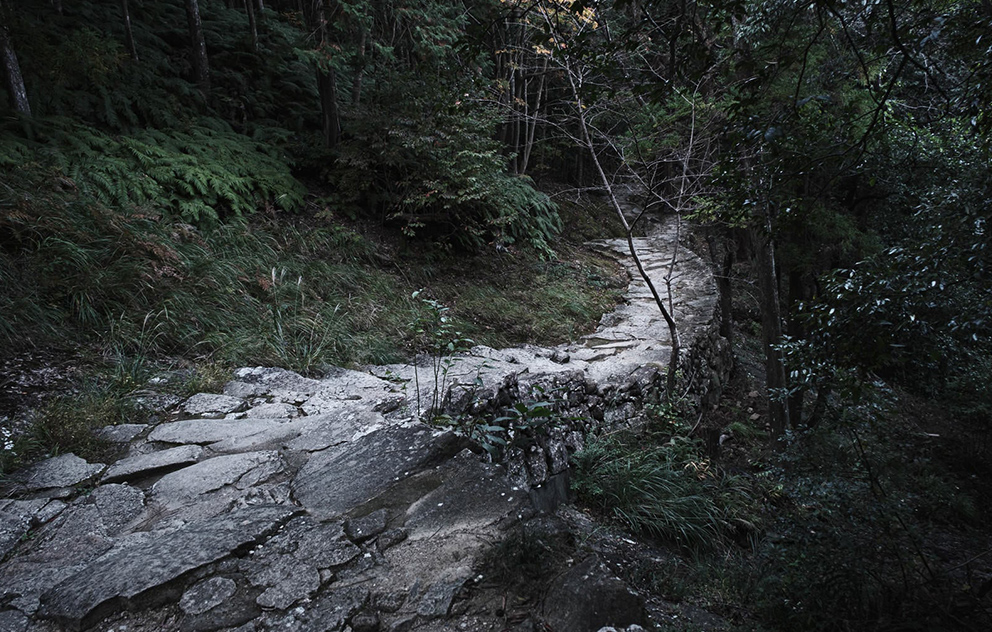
{"left": 180, "top": 576, "right": 237, "bottom": 615}
{"left": 101, "top": 445, "right": 203, "bottom": 483}
{"left": 184, "top": 393, "right": 247, "bottom": 417}
{"left": 150, "top": 451, "right": 284, "bottom": 506}
{"left": 11, "top": 454, "right": 104, "bottom": 493}
{"left": 243, "top": 402, "right": 300, "bottom": 418}
{"left": 93, "top": 423, "right": 148, "bottom": 443}
{"left": 37, "top": 505, "right": 296, "bottom": 628}
{"left": 148, "top": 418, "right": 291, "bottom": 445}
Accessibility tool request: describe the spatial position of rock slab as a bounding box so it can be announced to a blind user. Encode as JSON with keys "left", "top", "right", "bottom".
{"left": 37, "top": 504, "right": 297, "bottom": 630}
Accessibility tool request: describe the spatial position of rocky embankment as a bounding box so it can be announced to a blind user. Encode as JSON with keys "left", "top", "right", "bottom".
{"left": 0, "top": 219, "right": 730, "bottom": 632}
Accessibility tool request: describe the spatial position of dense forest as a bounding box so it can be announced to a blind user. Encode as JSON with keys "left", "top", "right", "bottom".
{"left": 1, "top": 0, "right": 991, "bottom": 630}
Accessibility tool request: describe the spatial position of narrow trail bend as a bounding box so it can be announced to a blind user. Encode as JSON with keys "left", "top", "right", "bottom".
{"left": 0, "top": 217, "right": 727, "bottom": 632}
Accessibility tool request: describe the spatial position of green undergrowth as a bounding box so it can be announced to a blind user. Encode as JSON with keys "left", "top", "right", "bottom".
{"left": 0, "top": 165, "right": 625, "bottom": 473}
{"left": 573, "top": 369, "right": 992, "bottom": 631}
{"left": 571, "top": 418, "right": 760, "bottom": 552}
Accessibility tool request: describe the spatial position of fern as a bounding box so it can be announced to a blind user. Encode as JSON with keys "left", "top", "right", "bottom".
{"left": 0, "top": 117, "right": 304, "bottom": 227}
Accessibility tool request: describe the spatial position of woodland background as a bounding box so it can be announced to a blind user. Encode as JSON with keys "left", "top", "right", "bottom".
{"left": 1, "top": 1, "right": 991, "bottom": 630}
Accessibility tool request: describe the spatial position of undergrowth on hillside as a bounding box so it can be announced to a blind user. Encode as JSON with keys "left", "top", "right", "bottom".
{"left": 570, "top": 368, "right": 992, "bottom": 631}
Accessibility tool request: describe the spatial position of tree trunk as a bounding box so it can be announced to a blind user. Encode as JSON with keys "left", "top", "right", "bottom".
{"left": 351, "top": 28, "right": 365, "bottom": 106}
{"left": 304, "top": 1, "right": 339, "bottom": 148}
{"left": 316, "top": 69, "right": 340, "bottom": 147}
{"left": 245, "top": 0, "right": 258, "bottom": 51}
{"left": 786, "top": 268, "right": 806, "bottom": 427}
{"left": 121, "top": 0, "right": 139, "bottom": 62}
{"left": 752, "top": 215, "right": 790, "bottom": 437}
{"left": 706, "top": 229, "right": 734, "bottom": 346}
{"left": 184, "top": 0, "right": 210, "bottom": 94}
{"left": 0, "top": 0, "right": 30, "bottom": 115}
{"left": 520, "top": 57, "right": 547, "bottom": 175}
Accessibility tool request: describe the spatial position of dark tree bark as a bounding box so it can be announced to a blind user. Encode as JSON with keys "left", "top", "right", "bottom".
{"left": 184, "top": 0, "right": 210, "bottom": 94}
{"left": 121, "top": 0, "right": 139, "bottom": 62}
{"left": 303, "top": 0, "right": 340, "bottom": 148}
{"left": 706, "top": 229, "right": 734, "bottom": 346}
{"left": 0, "top": 0, "right": 31, "bottom": 115}
{"left": 752, "top": 214, "right": 790, "bottom": 437}
{"left": 351, "top": 28, "right": 365, "bottom": 106}
{"left": 244, "top": 0, "right": 258, "bottom": 51}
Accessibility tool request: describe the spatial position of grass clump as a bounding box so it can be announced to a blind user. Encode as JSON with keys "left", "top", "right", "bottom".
{"left": 572, "top": 430, "right": 756, "bottom": 551}
{"left": 1, "top": 389, "right": 146, "bottom": 475}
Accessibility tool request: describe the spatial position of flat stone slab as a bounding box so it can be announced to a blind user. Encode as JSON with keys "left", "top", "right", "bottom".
{"left": 102, "top": 445, "right": 204, "bottom": 483}
{"left": 292, "top": 425, "right": 467, "bottom": 519}
{"left": 150, "top": 451, "right": 284, "bottom": 508}
{"left": 286, "top": 410, "right": 387, "bottom": 453}
{"left": 93, "top": 423, "right": 148, "bottom": 443}
{"left": 183, "top": 393, "right": 247, "bottom": 418}
{"left": 243, "top": 402, "right": 300, "bottom": 418}
{"left": 37, "top": 504, "right": 297, "bottom": 630}
{"left": 9, "top": 454, "right": 104, "bottom": 494}
{"left": 148, "top": 418, "right": 291, "bottom": 445}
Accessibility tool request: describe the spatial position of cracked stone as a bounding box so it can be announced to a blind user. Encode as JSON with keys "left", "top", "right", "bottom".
{"left": 180, "top": 576, "right": 237, "bottom": 615}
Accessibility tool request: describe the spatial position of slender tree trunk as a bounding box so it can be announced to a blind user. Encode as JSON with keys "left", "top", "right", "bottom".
{"left": 244, "top": 0, "right": 258, "bottom": 51}
{"left": 316, "top": 70, "right": 339, "bottom": 147}
{"left": 752, "top": 211, "right": 790, "bottom": 437}
{"left": 0, "top": 0, "right": 30, "bottom": 115}
{"left": 351, "top": 28, "right": 365, "bottom": 106}
{"left": 304, "top": 1, "right": 339, "bottom": 147}
{"left": 121, "top": 0, "right": 139, "bottom": 62}
{"left": 184, "top": 0, "right": 210, "bottom": 94}
{"left": 520, "top": 58, "right": 547, "bottom": 175}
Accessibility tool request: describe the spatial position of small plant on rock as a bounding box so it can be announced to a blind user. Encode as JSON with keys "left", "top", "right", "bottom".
{"left": 410, "top": 290, "right": 473, "bottom": 420}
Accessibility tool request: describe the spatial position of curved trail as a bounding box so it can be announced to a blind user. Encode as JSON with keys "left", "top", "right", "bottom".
{"left": 0, "top": 221, "right": 724, "bottom": 632}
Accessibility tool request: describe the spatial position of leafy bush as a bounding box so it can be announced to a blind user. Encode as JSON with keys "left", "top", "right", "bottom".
{"left": 327, "top": 92, "right": 561, "bottom": 253}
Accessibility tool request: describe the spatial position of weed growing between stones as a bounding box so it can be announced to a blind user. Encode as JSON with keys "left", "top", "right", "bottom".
{"left": 409, "top": 291, "right": 474, "bottom": 421}
{"left": 456, "top": 385, "right": 569, "bottom": 460}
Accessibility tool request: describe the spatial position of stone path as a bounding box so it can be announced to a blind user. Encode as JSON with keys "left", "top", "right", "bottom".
{"left": 0, "top": 219, "right": 728, "bottom": 632}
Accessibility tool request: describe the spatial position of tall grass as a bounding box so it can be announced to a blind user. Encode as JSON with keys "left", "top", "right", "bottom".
{"left": 572, "top": 432, "right": 754, "bottom": 551}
